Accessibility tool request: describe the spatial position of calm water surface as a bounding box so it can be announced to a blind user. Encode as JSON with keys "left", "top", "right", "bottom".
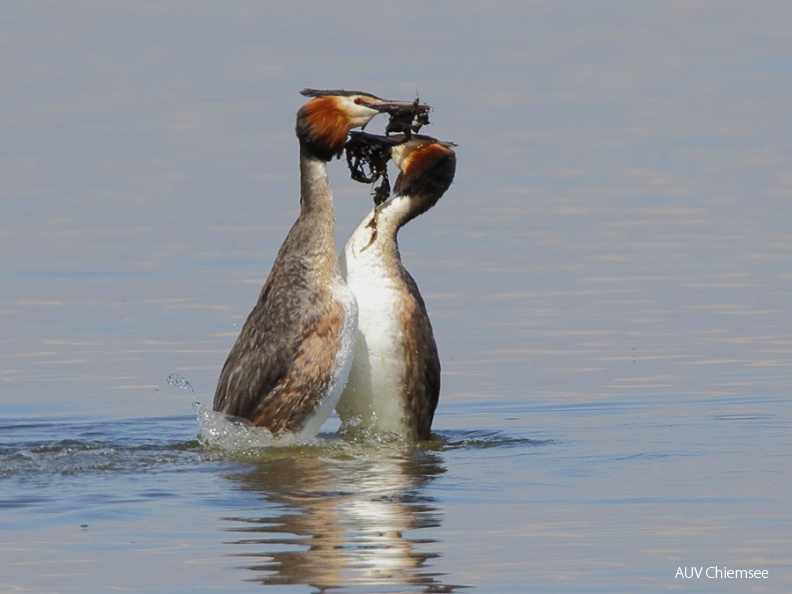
{"left": 2, "top": 2, "right": 791, "bottom": 592}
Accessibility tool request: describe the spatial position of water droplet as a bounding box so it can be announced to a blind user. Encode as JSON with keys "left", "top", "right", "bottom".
{"left": 166, "top": 373, "right": 195, "bottom": 396}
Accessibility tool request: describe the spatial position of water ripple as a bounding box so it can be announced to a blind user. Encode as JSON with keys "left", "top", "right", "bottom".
{"left": 0, "top": 415, "right": 201, "bottom": 480}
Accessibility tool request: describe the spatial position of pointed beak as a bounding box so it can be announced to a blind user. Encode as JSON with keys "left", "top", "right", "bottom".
{"left": 366, "top": 99, "right": 422, "bottom": 113}
{"left": 348, "top": 131, "right": 407, "bottom": 148}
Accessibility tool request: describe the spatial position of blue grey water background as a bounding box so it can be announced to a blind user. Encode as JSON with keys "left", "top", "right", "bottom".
{"left": 2, "top": 2, "right": 791, "bottom": 592}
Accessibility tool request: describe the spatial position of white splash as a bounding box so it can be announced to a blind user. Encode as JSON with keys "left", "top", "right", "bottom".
{"left": 193, "top": 402, "right": 312, "bottom": 456}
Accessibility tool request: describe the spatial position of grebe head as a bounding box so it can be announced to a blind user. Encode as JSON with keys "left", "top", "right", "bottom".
{"left": 297, "top": 89, "right": 417, "bottom": 161}
{"left": 392, "top": 134, "right": 457, "bottom": 203}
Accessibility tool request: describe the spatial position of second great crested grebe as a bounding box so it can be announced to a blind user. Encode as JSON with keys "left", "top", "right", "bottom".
{"left": 338, "top": 135, "right": 457, "bottom": 441}
{"left": 213, "top": 89, "right": 415, "bottom": 438}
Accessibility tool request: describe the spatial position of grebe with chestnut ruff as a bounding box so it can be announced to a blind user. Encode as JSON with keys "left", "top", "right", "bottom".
{"left": 213, "top": 90, "right": 419, "bottom": 438}
{"left": 338, "top": 134, "right": 456, "bottom": 441}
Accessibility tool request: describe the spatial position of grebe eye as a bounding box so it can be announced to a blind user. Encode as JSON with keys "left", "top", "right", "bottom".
{"left": 354, "top": 97, "right": 362, "bottom": 104}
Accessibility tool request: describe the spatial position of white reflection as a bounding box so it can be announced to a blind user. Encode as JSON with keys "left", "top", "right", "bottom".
{"left": 219, "top": 441, "right": 460, "bottom": 591}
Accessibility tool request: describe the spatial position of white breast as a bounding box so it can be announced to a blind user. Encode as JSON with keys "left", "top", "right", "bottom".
{"left": 337, "top": 213, "right": 410, "bottom": 438}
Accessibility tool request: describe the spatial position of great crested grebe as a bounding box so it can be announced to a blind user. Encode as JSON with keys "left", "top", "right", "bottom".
{"left": 213, "top": 89, "right": 414, "bottom": 438}
{"left": 337, "top": 134, "right": 457, "bottom": 441}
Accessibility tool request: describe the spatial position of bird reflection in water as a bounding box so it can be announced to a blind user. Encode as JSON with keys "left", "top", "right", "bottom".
{"left": 219, "top": 445, "right": 463, "bottom": 591}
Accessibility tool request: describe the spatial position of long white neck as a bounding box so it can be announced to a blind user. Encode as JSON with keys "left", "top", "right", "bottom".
{"left": 374, "top": 194, "right": 413, "bottom": 241}
{"left": 359, "top": 195, "right": 413, "bottom": 263}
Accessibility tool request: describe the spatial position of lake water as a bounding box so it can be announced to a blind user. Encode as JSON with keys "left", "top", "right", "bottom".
{"left": 2, "top": 2, "right": 791, "bottom": 592}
